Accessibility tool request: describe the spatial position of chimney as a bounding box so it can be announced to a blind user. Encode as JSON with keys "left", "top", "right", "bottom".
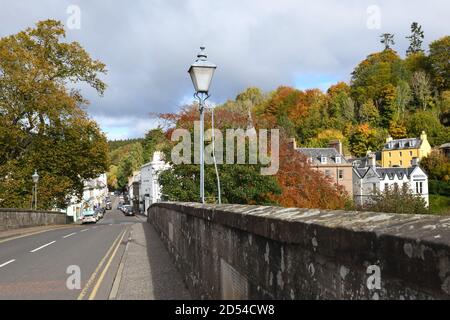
{"left": 288, "top": 138, "right": 297, "bottom": 150}
{"left": 329, "top": 140, "right": 343, "bottom": 155}
{"left": 368, "top": 152, "right": 377, "bottom": 169}
{"left": 386, "top": 136, "right": 393, "bottom": 143}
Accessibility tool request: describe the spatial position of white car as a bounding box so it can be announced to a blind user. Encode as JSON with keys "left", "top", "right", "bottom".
{"left": 81, "top": 210, "right": 97, "bottom": 224}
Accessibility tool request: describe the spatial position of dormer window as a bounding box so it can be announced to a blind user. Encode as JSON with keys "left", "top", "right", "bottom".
{"left": 320, "top": 156, "right": 327, "bottom": 164}
{"left": 335, "top": 156, "right": 341, "bottom": 164}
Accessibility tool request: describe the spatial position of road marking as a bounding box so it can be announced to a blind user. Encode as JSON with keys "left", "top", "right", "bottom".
{"left": 63, "top": 233, "right": 77, "bottom": 239}
{"left": 77, "top": 229, "right": 126, "bottom": 300}
{"left": 0, "top": 226, "right": 75, "bottom": 244}
{"left": 89, "top": 229, "right": 127, "bottom": 300}
{"left": 0, "top": 259, "right": 15, "bottom": 268}
{"left": 30, "top": 241, "right": 56, "bottom": 253}
{"left": 80, "top": 229, "right": 89, "bottom": 233}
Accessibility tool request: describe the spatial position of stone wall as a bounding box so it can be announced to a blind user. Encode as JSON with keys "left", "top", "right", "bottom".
{"left": 0, "top": 208, "right": 68, "bottom": 231}
{"left": 148, "top": 202, "right": 450, "bottom": 300}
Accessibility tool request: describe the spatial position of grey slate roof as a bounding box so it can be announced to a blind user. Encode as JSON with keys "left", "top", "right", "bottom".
{"left": 349, "top": 152, "right": 381, "bottom": 168}
{"left": 383, "top": 138, "right": 421, "bottom": 150}
{"left": 296, "top": 148, "right": 348, "bottom": 164}
{"left": 355, "top": 166, "right": 417, "bottom": 180}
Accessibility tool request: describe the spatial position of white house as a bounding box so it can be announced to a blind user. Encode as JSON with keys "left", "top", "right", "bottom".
{"left": 140, "top": 152, "right": 169, "bottom": 215}
{"left": 65, "top": 173, "right": 108, "bottom": 222}
{"left": 353, "top": 154, "right": 429, "bottom": 207}
{"left": 127, "top": 171, "right": 141, "bottom": 201}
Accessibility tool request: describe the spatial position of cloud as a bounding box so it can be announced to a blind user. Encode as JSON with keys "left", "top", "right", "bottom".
{"left": 1, "top": 0, "right": 449, "bottom": 139}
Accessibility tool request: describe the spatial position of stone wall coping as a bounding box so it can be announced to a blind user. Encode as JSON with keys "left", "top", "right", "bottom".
{"left": 151, "top": 202, "right": 450, "bottom": 247}
{"left": 0, "top": 208, "right": 65, "bottom": 215}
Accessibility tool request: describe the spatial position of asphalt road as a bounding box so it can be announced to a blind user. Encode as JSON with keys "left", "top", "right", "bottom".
{"left": 0, "top": 199, "right": 140, "bottom": 300}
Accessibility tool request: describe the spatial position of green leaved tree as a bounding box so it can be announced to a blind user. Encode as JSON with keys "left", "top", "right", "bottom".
{"left": 0, "top": 20, "right": 108, "bottom": 209}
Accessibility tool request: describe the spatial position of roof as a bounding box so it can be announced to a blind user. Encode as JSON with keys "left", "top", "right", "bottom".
{"left": 296, "top": 148, "right": 348, "bottom": 164}
{"left": 349, "top": 152, "right": 382, "bottom": 168}
{"left": 354, "top": 166, "right": 420, "bottom": 180}
{"left": 383, "top": 138, "right": 421, "bottom": 151}
{"left": 439, "top": 143, "right": 450, "bottom": 149}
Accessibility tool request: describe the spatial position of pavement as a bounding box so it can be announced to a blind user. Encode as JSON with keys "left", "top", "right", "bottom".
{"left": 112, "top": 218, "right": 191, "bottom": 300}
{"left": 0, "top": 198, "right": 191, "bottom": 300}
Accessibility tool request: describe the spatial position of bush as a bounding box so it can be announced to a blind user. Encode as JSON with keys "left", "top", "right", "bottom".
{"left": 362, "top": 184, "right": 429, "bottom": 215}
{"left": 429, "top": 180, "right": 450, "bottom": 196}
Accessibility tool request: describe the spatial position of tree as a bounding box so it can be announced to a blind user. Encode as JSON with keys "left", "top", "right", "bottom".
{"left": 351, "top": 50, "right": 405, "bottom": 110}
{"left": 388, "top": 120, "right": 407, "bottom": 139}
{"left": 358, "top": 100, "right": 380, "bottom": 125}
{"left": 429, "top": 36, "right": 450, "bottom": 92}
{"left": 380, "top": 33, "right": 395, "bottom": 50}
{"left": 362, "top": 184, "right": 428, "bottom": 215}
{"left": 411, "top": 71, "right": 432, "bottom": 111}
{"left": 158, "top": 105, "right": 281, "bottom": 204}
{"left": 406, "top": 22, "right": 425, "bottom": 55}
{"left": 0, "top": 20, "right": 108, "bottom": 209}
{"left": 348, "top": 124, "right": 384, "bottom": 157}
{"left": 269, "top": 142, "right": 350, "bottom": 210}
{"left": 142, "top": 127, "right": 167, "bottom": 163}
{"left": 116, "top": 142, "right": 143, "bottom": 189}
{"left": 420, "top": 151, "right": 450, "bottom": 182}
{"left": 327, "top": 82, "right": 355, "bottom": 124}
{"left": 405, "top": 111, "right": 449, "bottom": 146}
{"left": 107, "top": 165, "right": 118, "bottom": 190}
{"left": 307, "top": 129, "right": 345, "bottom": 148}
{"left": 438, "top": 91, "right": 450, "bottom": 126}
{"left": 394, "top": 80, "right": 412, "bottom": 119}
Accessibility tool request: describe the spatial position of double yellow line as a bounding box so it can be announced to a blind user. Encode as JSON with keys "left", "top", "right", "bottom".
{"left": 77, "top": 228, "right": 127, "bottom": 300}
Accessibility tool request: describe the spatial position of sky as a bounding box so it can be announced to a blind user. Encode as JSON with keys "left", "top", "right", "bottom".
{"left": 1, "top": 0, "right": 449, "bottom": 140}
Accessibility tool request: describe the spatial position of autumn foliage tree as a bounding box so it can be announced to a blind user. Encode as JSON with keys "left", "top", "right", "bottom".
{"left": 269, "top": 140, "right": 349, "bottom": 209}
{"left": 0, "top": 20, "right": 108, "bottom": 209}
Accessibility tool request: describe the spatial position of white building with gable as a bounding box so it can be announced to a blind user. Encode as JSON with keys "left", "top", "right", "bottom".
{"left": 140, "top": 152, "right": 169, "bottom": 215}
{"left": 353, "top": 154, "right": 429, "bottom": 207}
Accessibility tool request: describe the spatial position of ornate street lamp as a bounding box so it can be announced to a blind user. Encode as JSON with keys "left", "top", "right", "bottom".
{"left": 188, "top": 46, "right": 217, "bottom": 204}
{"left": 31, "top": 170, "right": 39, "bottom": 210}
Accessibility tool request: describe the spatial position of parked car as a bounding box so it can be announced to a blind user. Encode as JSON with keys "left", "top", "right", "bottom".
{"left": 95, "top": 208, "right": 104, "bottom": 220}
{"left": 81, "top": 210, "right": 97, "bottom": 224}
{"left": 122, "top": 205, "right": 134, "bottom": 216}
{"left": 117, "top": 202, "right": 124, "bottom": 211}
{"left": 106, "top": 202, "right": 112, "bottom": 210}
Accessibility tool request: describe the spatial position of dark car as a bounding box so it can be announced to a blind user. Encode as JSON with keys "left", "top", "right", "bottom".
{"left": 106, "top": 202, "right": 112, "bottom": 210}
{"left": 123, "top": 205, "right": 134, "bottom": 216}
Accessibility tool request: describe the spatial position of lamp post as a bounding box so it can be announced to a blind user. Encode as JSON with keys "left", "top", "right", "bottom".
{"left": 31, "top": 170, "right": 39, "bottom": 210}
{"left": 188, "top": 46, "right": 217, "bottom": 204}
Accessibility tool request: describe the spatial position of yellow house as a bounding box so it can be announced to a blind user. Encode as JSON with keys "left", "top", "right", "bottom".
{"left": 381, "top": 131, "right": 432, "bottom": 168}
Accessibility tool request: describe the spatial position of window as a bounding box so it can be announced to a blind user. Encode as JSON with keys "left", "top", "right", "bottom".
{"left": 416, "top": 182, "right": 423, "bottom": 194}
{"left": 389, "top": 161, "right": 392, "bottom": 166}
{"left": 372, "top": 183, "right": 378, "bottom": 193}
{"left": 321, "top": 156, "right": 327, "bottom": 164}
{"left": 400, "top": 151, "right": 403, "bottom": 157}
{"left": 394, "top": 183, "right": 399, "bottom": 191}
{"left": 410, "top": 151, "right": 413, "bottom": 156}
{"left": 389, "top": 152, "right": 392, "bottom": 157}
{"left": 338, "top": 170, "right": 344, "bottom": 179}
{"left": 335, "top": 156, "right": 341, "bottom": 164}
{"left": 384, "top": 183, "right": 389, "bottom": 191}
{"left": 400, "top": 160, "right": 403, "bottom": 166}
